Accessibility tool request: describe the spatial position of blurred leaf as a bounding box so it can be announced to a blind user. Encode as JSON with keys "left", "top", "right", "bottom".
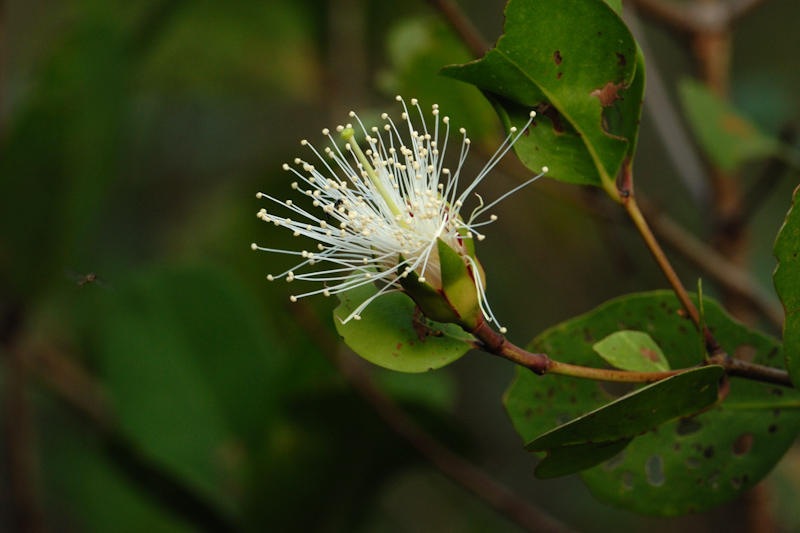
{"left": 505, "top": 291, "right": 800, "bottom": 516}
{"left": 379, "top": 17, "right": 497, "bottom": 145}
{"left": 441, "top": 0, "right": 643, "bottom": 189}
{"left": 334, "top": 283, "right": 472, "bottom": 372}
{"left": 593, "top": 330, "right": 670, "bottom": 372}
{"left": 92, "top": 263, "right": 289, "bottom": 520}
{"left": 372, "top": 368, "right": 457, "bottom": 412}
{"left": 0, "top": 21, "right": 130, "bottom": 295}
{"left": 774, "top": 184, "right": 800, "bottom": 386}
{"left": 139, "top": 0, "right": 320, "bottom": 99}
{"left": 43, "top": 406, "right": 194, "bottom": 533}
{"left": 528, "top": 366, "right": 722, "bottom": 478}
{"left": 679, "top": 79, "right": 780, "bottom": 172}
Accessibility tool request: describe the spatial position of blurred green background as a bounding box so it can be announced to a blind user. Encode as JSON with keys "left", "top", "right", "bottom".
{"left": 2, "top": 0, "right": 799, "bottom": 531}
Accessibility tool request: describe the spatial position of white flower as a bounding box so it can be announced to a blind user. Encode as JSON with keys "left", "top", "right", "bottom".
{"left": 252, "top": 96, "right": 546, "bottom": 333}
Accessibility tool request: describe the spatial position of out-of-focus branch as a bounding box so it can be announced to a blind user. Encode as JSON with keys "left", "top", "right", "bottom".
{"left": 624, "top": 5, "right": 711, "bottom": 206}
{"left": 629, "top": 0, "right": 769, "bottom": 32}
{"left": 628, "top": 0, "right": 697, "bottom": 31}
{"left": 422, "top": 0, "right": 490, "bottom": 58}
{"left": 292, "top": 303, "right": 571, "bottom": 533}
{"left": 2, "top": 343, "right": 46, "bottom": 533}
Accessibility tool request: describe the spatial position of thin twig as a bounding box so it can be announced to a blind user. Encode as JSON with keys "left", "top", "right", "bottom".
{"left": 624, "top": 193, "right": 723, "bottom": 354}
{"left": 292, "top": 304, "right": 571, "bottom": 533}
{"left": 470, "top": 316, "right": 793, "bottom": 388}
{"left": 639, "top": 197, "right": 784, "bottom": 328}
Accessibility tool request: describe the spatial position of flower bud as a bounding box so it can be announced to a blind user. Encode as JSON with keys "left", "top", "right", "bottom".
{"left": 398, "top": 236, "right": 486, "bottom": 331}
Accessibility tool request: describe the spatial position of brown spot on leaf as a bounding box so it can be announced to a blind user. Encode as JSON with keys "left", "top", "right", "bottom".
{"left": 590, "top": 81, "right": 625, "bottom": 108}
{"left": 396, "top": 343, "right": 403, "bottom": 350}
{"left": 616, "top": 52, "right": 627, "bottom": 67}
{"left": 640, "top": 347, "right": 660, "bottom": 362}
{"left": 554, "top": 50, "right": 563, "bottom": 65}
{"left": 732, "top": 433, "right": 754, "bottom": 456}
{"left": 557, "top": 72, "right": 563, "bottom": 80}
{"left": 411, "top": 307, "right": 442, "bottom": 342}
{"left": 536, "top": 102, "right": 564, "bottom": 133}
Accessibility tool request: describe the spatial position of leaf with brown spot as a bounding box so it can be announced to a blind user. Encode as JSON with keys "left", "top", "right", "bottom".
{"left": 591, "top": 80, "right": 624, "bottom": 108}
{"left": 441, "top": 0, "right": 643, "bottom": 187}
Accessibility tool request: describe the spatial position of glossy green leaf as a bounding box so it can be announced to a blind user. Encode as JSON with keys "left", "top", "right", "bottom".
{"left": 534, "top": 438, "right": 632, "bottom": 479}
{"left": 593, "top": 330, "right": 670, "bottom": 372}
{"left": 679, "top": 79, "right": 780, "bottom": 172}
{"left": 505, "top": 291, "right": 800, "bottom": 516}
{"left": 774, "top": 184, "right": 800, "bottom": 386}
{"left": 529, "top": 366, "right": 721, "bottom": 477}
{"left": 441, "top": 0, "right": 643, "bottom": 190}
{"left": 335, "top": 283, "right": 472, "bottom": 372}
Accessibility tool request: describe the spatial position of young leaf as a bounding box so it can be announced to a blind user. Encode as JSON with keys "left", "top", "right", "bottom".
{"left": 774, "top": 184, "right": 800, "bottom": 386}
{"left": 441, "top": 0, "right": 643, "bottom": 192}
{"left": 679, "top": 79, "right": 780, "bottom": 173}
{"left": 334, "top": 283, "right": 472, "bottom": 373}
{"left": 593, "top": 330, "right": 670, "bottom": 372}
{"left": 505, "top": 292, "right": 800, "bottom": 516}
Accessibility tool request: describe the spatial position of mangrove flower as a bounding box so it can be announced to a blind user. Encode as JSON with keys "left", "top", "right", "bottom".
{"left": 252, "top": 96, "right": 545, "bottom": 334}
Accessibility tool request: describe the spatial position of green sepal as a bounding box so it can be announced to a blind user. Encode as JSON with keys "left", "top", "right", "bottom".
{"left": 397, "top": 255, "right": 462, "bottom": 325}
{"left": 437, "top": 239, "right": 481, "bottom": 330}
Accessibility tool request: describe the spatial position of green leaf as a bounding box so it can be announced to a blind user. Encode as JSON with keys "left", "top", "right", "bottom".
{"left": 528, "top": 366, "right": 722, "bottom": 477}
{"left": 679, "top": 79, "right": 780, "bottom": 172}
{"left": 603, "top": 0, "right": 623, "bottom": 15}
{"left": 534, "top": 438, "right": 633, "bottom": 479}
{"left": 334, "top": 283, "right": 472, "bottom": 372}
{"left": 505, "top": 291, "right": 800, "bottom": 516}
{"left": 774, "top": 184, "right": 800, "bottom": 386}
{"left": 441, "top": 0, "right": 643, "bottom": 191}
{"left": 593, "top": 330, "right": 670, "bottom": 372}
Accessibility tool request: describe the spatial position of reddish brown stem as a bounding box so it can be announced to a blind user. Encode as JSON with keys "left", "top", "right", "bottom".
{"left": 470, "top": 319, "right": 792, "bottom": 387}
